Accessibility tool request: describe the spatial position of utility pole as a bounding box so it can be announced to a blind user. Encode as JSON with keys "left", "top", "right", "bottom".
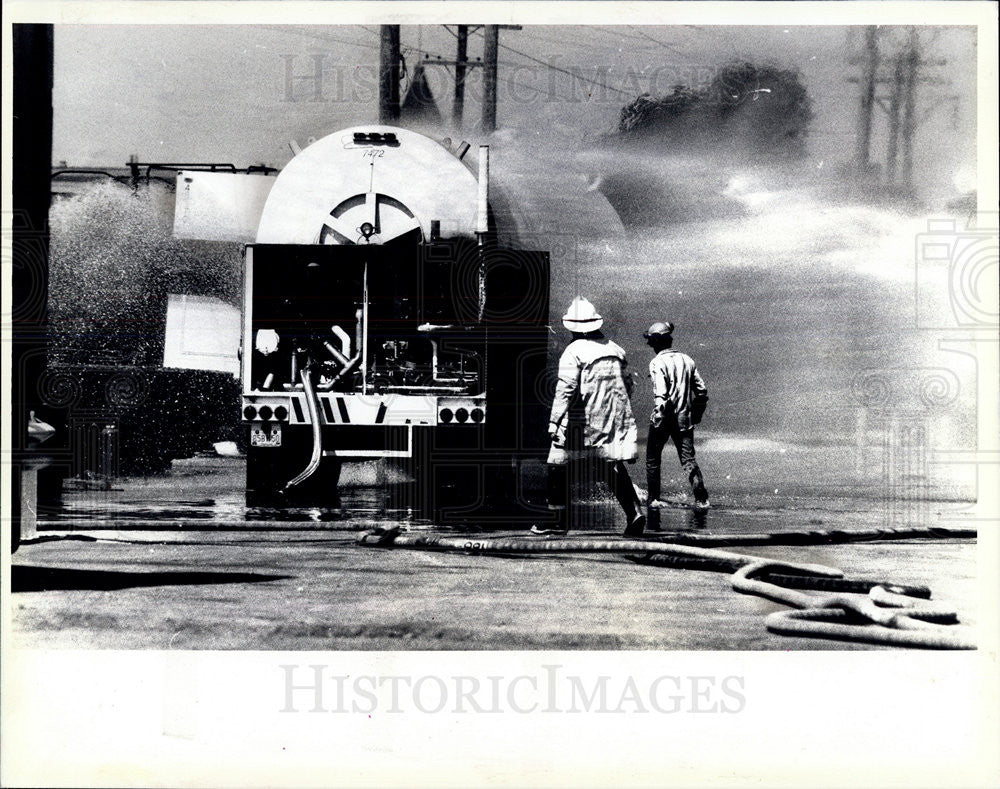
{"left": 12, "top": 24, "right": 55, "bottom": 550}
{"left": 481, "top": 25, "right": 499, "bottom": 133}
{"left": 422, "top": 26, "right": 487, "bottom": 129}
{"left": 379, "top": 25, "right": 401, "bottom": 123}
{"left": 479, "top": 24, "right": 521, "bottom": 132}
{"left": 900, "top": 27, "right": 919, "bottom": 190}
{"left": 886, "top": 51, "right": 904, "bottom": 185}
{"left": 848, "top": 26, "right": 953, "bottom": 190}
{"left": 856, "top": 26, "right": 879, "bottom": 170}
{"left": 423, "top": 24, "right": 520, "bottom": 132}
{"left": 454, "top": 25, "right": 468, "bottom": 127}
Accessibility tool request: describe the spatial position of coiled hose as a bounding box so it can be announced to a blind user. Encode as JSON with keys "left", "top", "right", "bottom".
{"left": 358, "top": 530, "right": 976, "bottom": 649}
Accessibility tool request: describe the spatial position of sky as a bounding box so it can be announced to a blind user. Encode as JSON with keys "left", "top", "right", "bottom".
{"left": 51, "top": 24, "right": 978, "bottom": 198}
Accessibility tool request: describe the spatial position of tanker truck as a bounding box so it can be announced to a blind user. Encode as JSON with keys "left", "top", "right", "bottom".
{"left": 175, "top": 126, "right": 551, "bottom": 522}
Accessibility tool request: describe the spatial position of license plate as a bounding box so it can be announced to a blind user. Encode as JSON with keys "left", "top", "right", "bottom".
{"left": 250, "top": 424, "right": 282, "bottom": 447}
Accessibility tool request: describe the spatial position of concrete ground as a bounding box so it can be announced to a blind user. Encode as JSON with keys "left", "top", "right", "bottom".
{"left": 9, "top": 456, "right": 978, "bottom": 650}
{"left": 10, "top": 528, "right": 976, "bottom": 651}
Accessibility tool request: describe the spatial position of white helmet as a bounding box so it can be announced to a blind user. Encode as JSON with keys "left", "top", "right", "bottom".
{"left": 562, "top": 296, "right": 603, "bottom": 333}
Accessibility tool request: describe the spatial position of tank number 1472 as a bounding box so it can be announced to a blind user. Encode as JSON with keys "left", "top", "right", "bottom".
{"left": 362, "top": 149, "right": 385, "bottom": 159}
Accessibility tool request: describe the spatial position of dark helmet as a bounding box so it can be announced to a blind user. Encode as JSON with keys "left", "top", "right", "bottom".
{"left": 643, "top": 321, "right": 674, "bottom": 339}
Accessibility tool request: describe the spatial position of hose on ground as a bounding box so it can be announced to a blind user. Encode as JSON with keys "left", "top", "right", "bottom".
{"left": 731, "top": 560, "right": 975, "bottom": 649}
{"left": 645, "top": 525, "right": 975, "bottom": 547}
{"left": 359, "top": 528, "right": 976, "bottom": 650}
{"left": 629, "top": 553, "right": 931, "bottom": 597}
{"left": 766, "top": 609, "right": 977, "bottom": 649}
{"left": 355, "top": 531, "right": 840, "bottom": 576}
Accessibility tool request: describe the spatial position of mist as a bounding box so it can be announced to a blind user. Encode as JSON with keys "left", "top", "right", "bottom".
{"left": 46, "top": 23, "right": 983, "bottom": 502}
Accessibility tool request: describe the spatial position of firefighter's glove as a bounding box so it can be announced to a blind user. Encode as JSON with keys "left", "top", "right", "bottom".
{"left": 649, "top": 405, "right": 665, "bottom": 429}
{"left": 548, "top": 422, "right": 566, "bottom": 447}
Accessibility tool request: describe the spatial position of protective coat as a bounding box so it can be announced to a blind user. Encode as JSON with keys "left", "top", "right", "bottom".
{"left": 547, "top": 337, "right": 638, "bottom": 464}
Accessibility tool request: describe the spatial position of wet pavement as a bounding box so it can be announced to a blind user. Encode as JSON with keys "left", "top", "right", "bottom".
{"left": 10, "top": 456, "right": 978, "bottom": 650}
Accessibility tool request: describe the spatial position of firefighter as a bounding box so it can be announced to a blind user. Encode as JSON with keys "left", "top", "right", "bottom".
{"left": 531, "top": 297, "right": 645, "bottom": 537}
{"left": 644, "top": 321, "right": 710, "bottom": 514}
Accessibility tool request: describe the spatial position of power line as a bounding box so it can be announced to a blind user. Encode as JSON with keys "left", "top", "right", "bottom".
{"left": 400, "top": 37, "right": 453, "bottom": 64}
{"left": 519, "top": 25, "right": 652, "bottom": 51}
{"left": 445, "top": 25, "right": 483, "bottom": 40}
{"left": 495, "top": 39, "right": 634, "bottom": 97}
{"left": 623, "top": 26, "right": 693, "bottom": 57}
{"left": 505, "top": 75, "right": 550, "bottom": 99}
{"left": 449, "top": 24, "right": 660, "bottom": 58}
{"left": 260, "top": 25, "right": 380, "bottom": 54}
{"left": 594, "top": 24, "right": 692, "bottom": 53}
{"left": 516, "top": 24, "right": 694, "bottom": 54}
{"left": 515, "top": 27, "right": 592, "bottom": 49}
{"left": 502, "top": 27, "right": 719, "bottom": 99}
{"left": 443, "top": 24, "right": 636, "bottom": 99}
{"left": 671, "top": 24, "right": 741, "bottom": 57}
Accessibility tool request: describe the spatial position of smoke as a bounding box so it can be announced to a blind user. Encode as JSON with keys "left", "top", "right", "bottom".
{"left": 614, "top": 61, "right": 814, "bottom": 159}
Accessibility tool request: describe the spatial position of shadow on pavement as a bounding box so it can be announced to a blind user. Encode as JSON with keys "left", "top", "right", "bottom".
{"left": 12, "top": 565, "right": 292, "bottom": 592}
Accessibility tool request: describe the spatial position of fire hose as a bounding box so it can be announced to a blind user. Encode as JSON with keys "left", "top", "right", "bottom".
{"left": 282, "top": 365, "right": 323, "bottom": 492}
{"left": 282, "top": 327, "right": 360, "bottom": 491}
{"left": 357, "top": 529, "right": 976, "bottom": 649}
{"left": 731, "top": 560, "right": 975, "bottom": 649}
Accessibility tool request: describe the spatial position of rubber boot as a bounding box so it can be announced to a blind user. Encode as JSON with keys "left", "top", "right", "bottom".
{"left": 555, "top": 503, "right": 569, "bottom": 532}
{"left": 531, "top": 465, "right": 570, "bottom": 536}
{"left": 645, "top": 466, "right": 661, "bottom": 507}
{"left": 549, "top": 464, "right": 568, "bottom": 512}
{"left": 613, "top": 462, "right": 646, "bottom": 537}
{"left": 689, "top": 468, "right": 710, "bottom": 508}
{"left": 645, "top": 464, "right": 663, "bottom": 530}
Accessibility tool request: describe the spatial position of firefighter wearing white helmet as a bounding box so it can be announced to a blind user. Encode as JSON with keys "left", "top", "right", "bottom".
{"left": 530, "top": 297, "right": 645, "bottom": 537}
{"left": 644, "top": 320, "right": 710, "bottom": 513}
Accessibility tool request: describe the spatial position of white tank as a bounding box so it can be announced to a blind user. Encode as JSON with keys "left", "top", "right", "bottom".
{"left": 255, "top": 125, "right": 481, "bottom": 245}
